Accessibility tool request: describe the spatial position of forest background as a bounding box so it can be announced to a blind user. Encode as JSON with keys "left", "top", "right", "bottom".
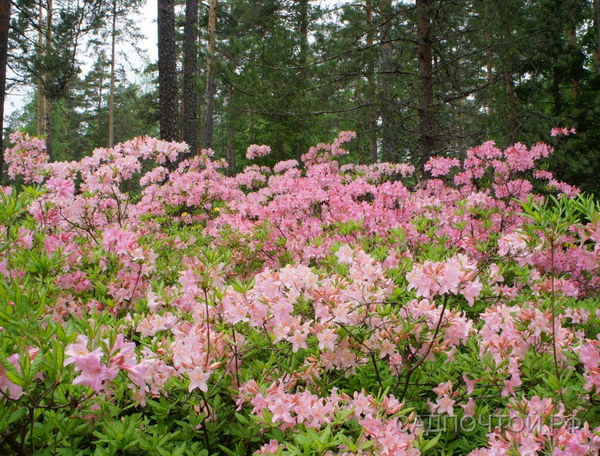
{"left": 1, "top": 0, "right": 599, "bottom": 193}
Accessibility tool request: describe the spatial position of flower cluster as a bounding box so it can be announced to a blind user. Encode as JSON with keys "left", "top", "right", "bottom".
{"left": 406, "top": 254, "right": 482, "bottom": 304}
{"left": 246, "top": 144, "right": 272, "bottom": 160}
{"left": 551, "top": 126, "right": 577, "bottom": 137}
{"left": 238, "top": 380, "right": 420, "bottom": 455}
{"left": 5, "top": 131, "right": 49, "bottom": 183}
{"left": 65, "top": 335, "right": 147, "bottom": 392}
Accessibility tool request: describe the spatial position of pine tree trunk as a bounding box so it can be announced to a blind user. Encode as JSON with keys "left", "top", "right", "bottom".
{"left": 568, "top": 27, "right": 579, "bottom": 98}
{"left": 157, "top": 0, "right": 178, "bottom": 142}
{"left": 44, "top": 0, "right": 53, "bottom": 159}
{"left": 202, "top": 0, "right": 217, "bottom": 150}
{"left": 366, "top": 0, "right": 377, "bottom": 163}
{"left": 504, "top": 69, "right": 518, "bottom": 143}
{"left": 37, "top": 3, "right": 44, "bottom": 136}
{"left": 551, "top": 65, "right": 561, "bottom": 117}
{"left": 485, "top": 47, "right": 493, "bottom": 115}
{"left": 226, "top": 85, "right": 235, "bottom": 176}
{"left": 298, "top": 0, "right": 308, "bottom": 82}
{"left": 183, "top": 0, "right": 199, "bottom": 154}
{"left": 97, "top": 69, "right": 104, "bottom": 132}
{"left": 379, "top": 0, "right": 395, "bottom": 162}
{"left": 484, "top": 24, "right": 493, "bottom": 116}
{"left": 595, "top": 0, "right": 600, "bottom": 74}
{"left": 108, "top": 0, "right": 117, "bottom": 148}
{"left": 416, "top": 0, "right": 435, "bottom": 170}
{"left": 295, "top": 0, "right": 309, "bottom": 158}
{"left": 0, "top": 0, "right": 9, "bottom": 180}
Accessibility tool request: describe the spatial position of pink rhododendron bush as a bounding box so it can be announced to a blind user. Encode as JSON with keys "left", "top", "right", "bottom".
{"left": 0, "top": 130, "right": 599, "bottom": 455}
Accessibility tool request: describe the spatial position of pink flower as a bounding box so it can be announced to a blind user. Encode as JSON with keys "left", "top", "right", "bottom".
{"left": 335, "top": 245, "right": 354, "bottom": 265}
{"left": 147, "top": 291, "right": 163, "bottom": 313}
{"left": 461, "top": 398, "right": 476, "bottom": 417}
{"left": 352, "top": 391, "right": 372, "bottom": 417}
{"left": 72, "top": 354, "right": 119, "bottom": 392}
{"left": 317, "top": 328, "right": 337, "bottom": 351}
{"left": 519, "top": 435, "right": 540, "bottom": 456}
{"left": 47, "top": 177, "right": 75, "bottom": 198}
{"left": 288, "top": 330, "right": 307, "bottom": 353}
{"left": 463, "top": 374, "right": 479, "bottom": 395}
{"left": 436, "top": 396, "right": 455, "bottom": 415}
{"left": 501, "top": 373, "right": 522, "bottom": 398}
{"left": 269, "top": 397, "right": 294, "bottom": 424}
{"left": 188, "top": 367, "right": 211, "bottom": 393}
{"left": 65, "top": 335, "right": 98, "bottom": 365}
{"left": 462, "top": 280, "right": 482, "bottom": 306}
{"left": 179, "top": 269, "right": 199, "bottom": 294}
{"left": 121, "top": 363, "right": 149, "bottom": 388}
{"left": 254, "top": 440, "right": 280, "bottom": 456}
{"left": 378, "top": 338, "right": 396, "bottom": 359}
{"left": 433, "top": 381, "right": 453, "bottom": 396}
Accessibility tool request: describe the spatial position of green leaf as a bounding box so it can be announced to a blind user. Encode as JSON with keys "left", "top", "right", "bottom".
{"left": 0, "top": 356, "right": 25, "bottom": 387}
{"left": 422, "top": 434, "right": 441, "bottom": 453}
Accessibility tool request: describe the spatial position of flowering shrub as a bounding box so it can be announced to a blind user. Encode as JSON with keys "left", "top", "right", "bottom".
{"left": 0, "top": 130, "right": 598, "bottom": 455}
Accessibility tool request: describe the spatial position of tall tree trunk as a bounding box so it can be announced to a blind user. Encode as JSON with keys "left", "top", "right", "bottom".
{"left": 416, "top": 0, "right": 435, "bottom": 170}
{"left": 157, "top": 0, "right": 178, "bottom": 142}
{"left": 108, "top": 0, "right": 117, "bottom": 148}
{"left": 183, "top": 0, "right": 198, "bottom": 154}
{"left": 595, "top": 0, "right": 600, "bottom": 74}
{"left": 108, "top": 0, "right": 117, "bottom": 147}
{"left": 568, "top": 27, "right": 579, "bottom": 98}
{"left": 44, "top": 0, "right": 53, "bottom": 159}
{"left": 178, "top": 95, "right": 184, "bottom": 140}
{"left": 551, "top": 65, "right": 561, "bottom": 117}
{"left": 485, "top": 28, "right": 493, "bottom": 116}
{"left": 0, "top": 0, "right": 9, "bottom": 180}
{"left": 366, "top": 0, "right": 377, "bottom": 163}
{"left": 295, "top": 0, "right": 309, "bottom": 158}
{"left": 202, "top": 0, "right": 217, "bottom": 150}
{"left": 298, "top": 0, "right": 308, "bottom": 81}
{"left": 504, "top": 69, "right": 518, "bottom": 143}
{"left": 226, "top": 85, "right": 235, "bottom": 176}
{"left": 97, "top": 63, "right": 104, "bottom": 123}
{"left": 37, "top": 3, "right": 44, "bottom": 136}
{"left": 379, "top": 0, "right": 395, "bottom": 162}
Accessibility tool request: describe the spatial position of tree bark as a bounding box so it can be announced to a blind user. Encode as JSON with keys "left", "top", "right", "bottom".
{"left": 97, "top": 56, "right": 104, "bottom": 127}
{"left": 595, "top": 0, "right": 600, "bottom": 74}
{"left": 298, "top": 0, "right": 308, "bottom": 81}
{"left": 568, "top": 27, "right": 579, "bottom": 98}
{"left": 295, "top": 0, "right": 309, "bottom": 158}
{"left": 44, "top": 0, "right": 53, "bottom": 159}
{"left": 183, "top": 0, "right": 198, "bottom": 154}
{"left": 202, "top": 0, "right": 217, "bottom": 150}
{"left": 379, "top": 0, "right": 395, "bottom": 162}
{"left": 366, "top": 0, "right": 377, "bottom": 163}
{"left": 108, "top": 0, "right": 117, "bottom": 148}
{"left": 0, "top": 0, "right": 9, "bottom": 180}
{"left": 37, "top": 3, "right": 44, "bottom": 136}
{"left": 551, "top": 65, "right": 561, "bottom": 117}
{"left": 485, "top": 27, "right": 493, "bottom": 116}
{"left": 416, "top": 0, "right": 435, "bottom": 169}
{"left": 226, "top": 85, "right": 235, "bottom": 176}
{"left": 504, "top": 68, "right": 518, "bottom": 143}
{"left": 157, "top": 0, "right": 178, "bottom": 142}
